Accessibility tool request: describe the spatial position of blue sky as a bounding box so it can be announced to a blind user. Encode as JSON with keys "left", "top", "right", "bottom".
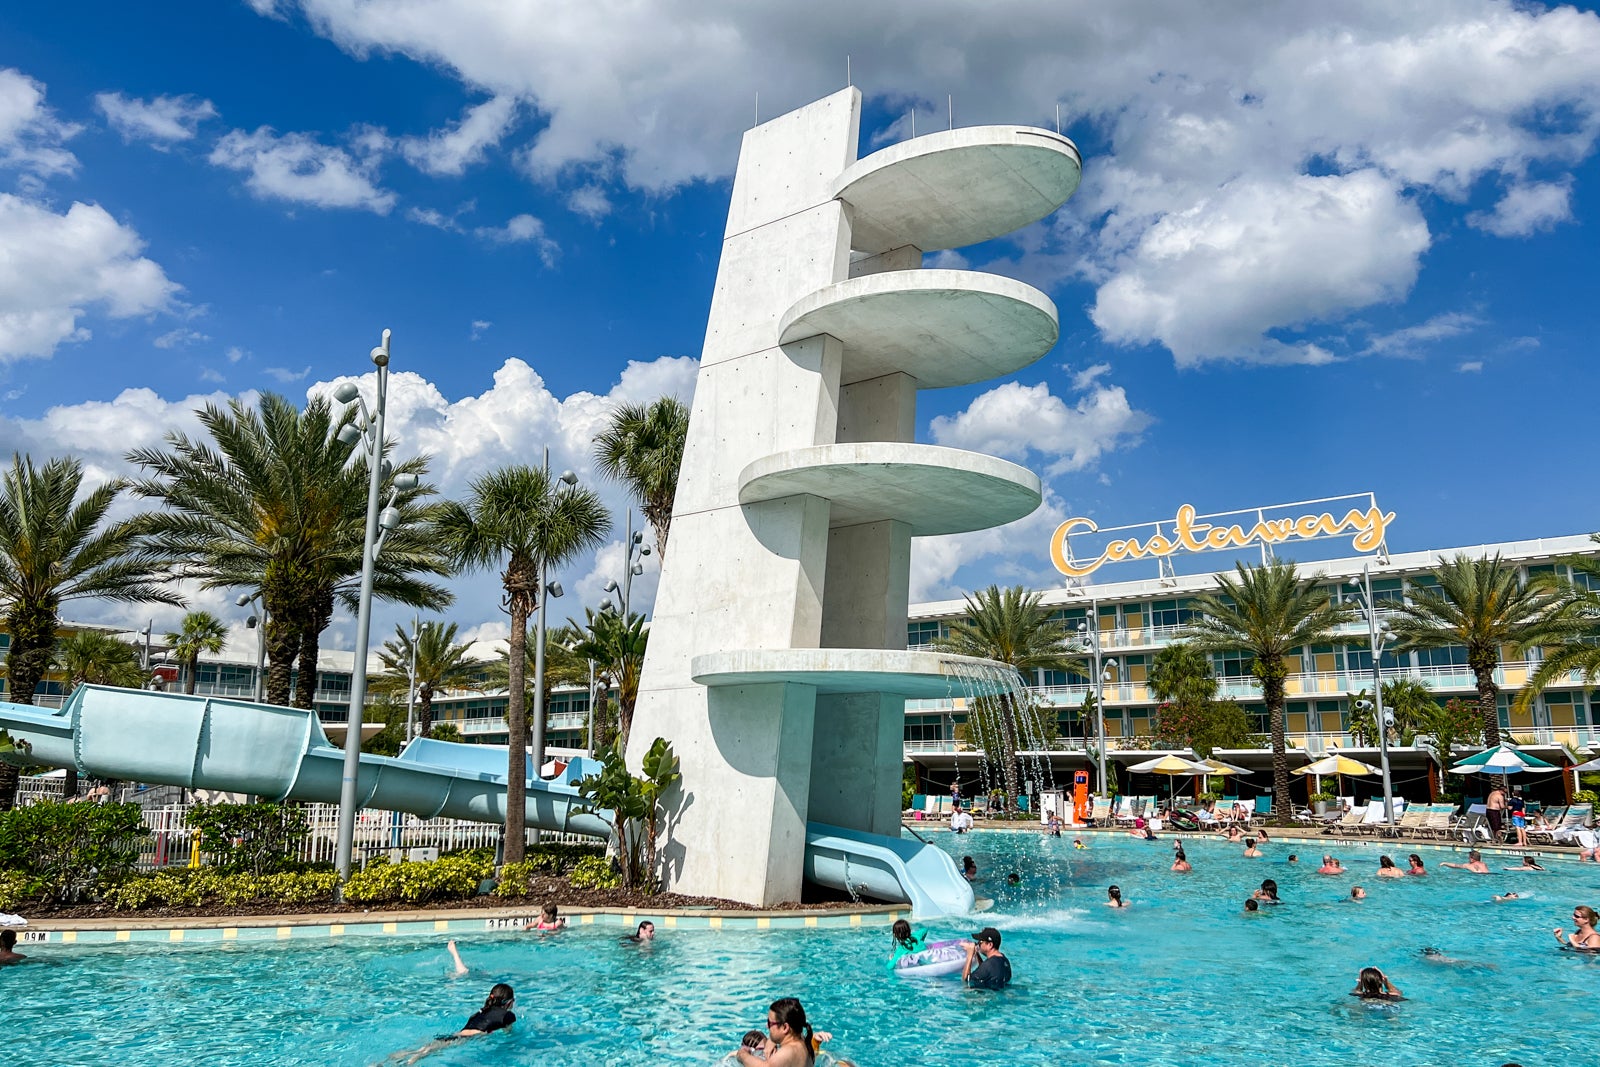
{"left": 2, "top": 1, "right": 1598, "bottom": 650}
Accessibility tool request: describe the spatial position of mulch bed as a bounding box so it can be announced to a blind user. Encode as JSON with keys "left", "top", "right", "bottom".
{"left": 23, "top": 872, "right": 861, "bottom": 920}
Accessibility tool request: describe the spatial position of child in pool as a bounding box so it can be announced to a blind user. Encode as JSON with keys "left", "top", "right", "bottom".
{"left": 524, "top": 902, "right": 567, "bottom": 931}
{"left": 887, "top": 918, "right": 928, "bottom": 970}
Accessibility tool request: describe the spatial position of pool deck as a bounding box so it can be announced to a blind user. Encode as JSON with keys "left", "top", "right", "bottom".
{"left": 17, "top": 901, "right": 905, "bottom": 947}
{"left": 953, "top": 819, "right": 1585, "bottom": 856}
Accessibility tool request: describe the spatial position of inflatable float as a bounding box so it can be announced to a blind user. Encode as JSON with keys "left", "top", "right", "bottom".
{"left": 892, "top": 938, "right": 969, "bottom": 978}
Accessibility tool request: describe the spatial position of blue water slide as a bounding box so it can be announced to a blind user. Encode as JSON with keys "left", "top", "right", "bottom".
{"left": 1, "top": 686, "right": 965, "bottom": 917}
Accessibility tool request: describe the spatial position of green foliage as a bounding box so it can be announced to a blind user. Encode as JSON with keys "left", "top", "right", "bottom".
{"left": 182, "top": 803, "right": 310, "bottom": 875}
{"left": 1308, "top": 791, "right": 1336, "bottom": 803}
{"left": 100, "top": 868, "right": 339, "bottom": 910}
{"left": 1151, "top": 697, "right": 1254, "bottom": 758}
{"left": 1148, "top": 642, "right": 1220, "bottom": 706}
{"left": 574, "top": 740, "right": 649, "bottom": 889}
{"left": 0, "top": 870, "right": 42, "bottom": 909}
{"left": 52, "top": 629, "right": 148, "bottom": 690}
{"left": 1429, "top": 698, "right": 1485, "bottom": 757}
{"left": 903, "top": 764, "right": 917, "bottom": 810}
{"left": 491, "top": 843, "right": 606, "bottom": 896}
{"left": 341, "top": 854, "right": 493, "bottom": 905}
{"left": 569, "top": 855, "right": 621, "bottom": 889}
{"left": 0, "top": 801, "right": 146, "bottom": 901}
{"left": 565, "top": 608, "right": 649, "bottom": 745}
{"left": 592, "top": 395, "right": 690, "bottom": 560}
{"left": 371, "top": 620, "right": 482, "bottom": 737}
{"left": 1575, "top": 789, "right": 1599, "bottom": 806}
{"left": 165, "top": 611, "right": 229, "bottom": 694}
{"left": 428, "top": 722, "right": 463, "bottom": 743}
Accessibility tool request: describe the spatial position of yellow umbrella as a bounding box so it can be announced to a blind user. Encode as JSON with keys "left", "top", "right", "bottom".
{"left": 1293, "top": 754, "right": 1382, "bottom": 777}
{"left": 1126, "top": 754, "right": 1210, "bottom": 806}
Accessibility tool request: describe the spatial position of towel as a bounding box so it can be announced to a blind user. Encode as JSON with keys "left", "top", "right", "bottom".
{"left": 0, "top": 913, "right": 27, "bottom": 928}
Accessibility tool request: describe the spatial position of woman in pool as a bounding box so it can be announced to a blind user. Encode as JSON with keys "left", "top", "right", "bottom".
{"left": 1376, "top": 856, "right": 1404, "bottom": 878}
{"left": 1242, "top": 837, "right": 1262, "bottom": 858}
{"left": 1554, "top": 905, "right": 1600, "bottom": 949}
{"left": 961, "top": 856, "right": 978, "bottom": 882}
{"left": 1503, "top": 856, "right": 1546, "bottom": 872}
{"left": 1252, "top": 879, "right": 1280, "bottom": 904}
{"left": 1171, "top": 848, "right": 1192, "bottom": 873}
{"left": 388, "top": 983, "right": 517, "bottom": 1064}
{"left": 524, "top": 902, "right": 567, "bottom": 931}
{"left": 737, "top": 997, "right": 816, "bottom": 1067}
{"left": 1350, "top": 967, "right": 1404, "bottom": 1001}
{"left": 1105, "top": 885, "right": 1128, "bottom": 908}
{"left": 622, "top": 920, "right": 655, "bottom": 943}
{"left": 1406, "top": 854, "right": 1427, "bottom": 876}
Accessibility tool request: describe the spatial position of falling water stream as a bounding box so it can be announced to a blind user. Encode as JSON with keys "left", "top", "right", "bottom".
{"left": 942, "top": 658, "right": 1057, "bottom": 811}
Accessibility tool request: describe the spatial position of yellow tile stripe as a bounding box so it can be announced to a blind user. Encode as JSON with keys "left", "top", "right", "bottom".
{"left": 804, "top": 916, "right": 818, "bottom": 927}
{"left": 276, "top": 927, "right": 291, "bottom": 940}
{"left": 663, "top": 915, "right": 678, "bottom": 928}
{"left": 62, "top": 930, "right": 77, "bottom": 943}
{"left": 169, "top": 929, "right": 184, "bottom": 942}
{"left": 756, "top": 917, "right": 770, "bottom": 929}
{"left": 433, "top": 920, "right": 449, "bottom": 931}
{"left": 330, "top": 924, "right": 345, "bottom": 936}
{"left": 116, "top": 930, "right": 130, "bottom": 941}
{"left": 709, "top": 917, "right": 723, "bottom": 929}
{"left": 383, "top": 922, "right": 397, "bottom": 933}
{"left": 222, "top": 929, "right": 238, "bottom": 940}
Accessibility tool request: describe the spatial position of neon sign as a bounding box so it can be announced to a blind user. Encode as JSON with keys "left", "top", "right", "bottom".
{"left": 1050, "top": 502, "right": 1396, "bottom": 579}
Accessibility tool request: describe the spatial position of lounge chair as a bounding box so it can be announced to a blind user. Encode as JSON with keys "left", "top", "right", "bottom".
{"left": 1320, "top": 806, "right": 1368, "bottom": 835}
{"left": 1112, "top": 797, "right": 1136, "bottom": 826}
{"left": 1357, "top": 797, "right": 1406, "bottom": 836}
{"left": 1088, "top": 798, "right": 1112, "bottom": 826}
{"left": 1418, "top": 804, "right": 1456, "bottom": 839}
{"left": 1454, "top": 807, "right": 1491, "bottom": 843}
{"left": 1390, "top": 804, "right": 1430, "bottom": 838}
{"left": 1532, "top": 803, "right": 1592, "bottom": 845}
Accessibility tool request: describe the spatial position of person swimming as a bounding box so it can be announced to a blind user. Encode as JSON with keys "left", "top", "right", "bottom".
{"left": 386, "top": 982, "right": 516, "bottom": 1064}
{"left": 1171, "top": 849, "right": 1192, "bottom": 873}
{"left": 1244, "top": 898, "right": 1259, "bottom": 912}
{"left": 1072, "top": 836, "right": 1088, "bottom": 850}
{"left": 962, "top": 856, "right": 978, "bottom": 882}
{"left": 1243, "top": 837, "right": 1262, "bottom": 858}
{"left": 524, "top": 902, "right": 567, "bottom": 931}
{"left": 1252, "top": 878, "right": 1280, "bottom": 904}
{"left": 887, "top": 918, "right": 928, "bottom": 970}
{"left": 1350, "top": 966, "right": 1404, "bottom": 1001}
{"left": 622, "top": 920, "right": 655, "bottom": 943}
{"left": 1105, "top": 885, "right": 1128, "bottom": 908}
{"left": 1350, "top": 885, "right": 1366, "bottom": 900}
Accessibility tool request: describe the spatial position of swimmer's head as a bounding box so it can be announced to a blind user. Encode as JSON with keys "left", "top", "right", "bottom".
{"left": 891, "top": 919, "right": 912, "bottom": 942}
{"left": 484, "top": 983, "right": 515, "bottom": 1010}
{"left": 541, "top": 902, "right": 559, "bottom": 920}
{"left": 1107, "top": 885, "right": 1122, "bottom": 902}
{"left": 1244, "top": 898, "right": 1259, "bottom": 912}
{"left": 1244, "top": 838, "right": 1256, "bottom": 848}
{"left": 1422, "top": 947, "right": 1442, "bottom": 956}
{"left": 1287, "top": 854, "right": 1298, "bottom": 862}
{"left": 742, "top": 1030, "right": 767, "bottom": 1050}
{"left": 636, "top": 920, "right": 655, "bottom": 940}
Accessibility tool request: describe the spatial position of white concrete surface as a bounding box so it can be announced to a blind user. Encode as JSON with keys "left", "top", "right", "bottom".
{"left": 689, "top": 647, "right": 1020, "bottom": 697}
{"left": 835, "top": 125, "right": 1082, "bottom": 253}
{"left": 628, "top": 88, "right": 1083, "bottom": 908}
{"left": 737, "top": 442, "right": 1042, "bottom": 535}
{"left": 779, "top": 269, "right": 1058, "bottom": 389}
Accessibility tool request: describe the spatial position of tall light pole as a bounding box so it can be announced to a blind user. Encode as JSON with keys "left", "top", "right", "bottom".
{"left": 1076, "top": 608, "right": 1117, "bottom": 796}
{"left": 140, "top": 620, "right": 153, "bottom": 688}
{"left": 602, "top": 508, "right": 651, "bottom": 618}
{"left": 331, "top": 329, "right": 419, "bottom": 883}
{"left": 1347, "top": 563, "right": 1397, "bottom": 825}
{"left": 402, "top": 615, "right": 419, "bottom": 743}
{"left": 236, "top": 592, "right": 267, "bottom": 702}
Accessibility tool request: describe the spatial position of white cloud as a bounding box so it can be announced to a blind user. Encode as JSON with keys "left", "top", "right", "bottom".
{"left": 470, "top": 319, "right": 491, "bottom": 339}
{"left": 1364, "top": 312, "right": 1481, "bottom": 358}
{"left": 566, "top": 184, "right": 612, "bottom": 221}
{"left": 406, "top": 206, "right": 457, "bottom": 230}
{"left": 208, "top": 126, "right": 396, "bottom": 213}
{"left": 0, "top": 67, "right": 79, "bottom": 177}
{"left": 1457, "top": 360, "right": 1484, "bottom": 373}
{"left": 1091, "top": 172, "right": 1429, "bottom": 365}
{"left": 1469, "top": 179, "right": 1574, "bottom": 237}
{"left": 226, "top": 345, "right": 246, "bottom": 363}
{"left": 399, "top": 96, "right": 516, "bottom": 176}
{"left": 248, "top": 2, "right": 1600, "bottom": 368}
{"left": 474, "top": 213, "right": 559, "bottom": 265}
{"left": 153, "top": 327, "right": 210, "bottom": 349}
{"left": 0, "top": 193, "right": 179, "bottom": 362}
{"left": 1070, "top": 363, "right": 1111, "bottom": 391}
{"left": 263, "top": 365, "right": 311, "bottom": 383}
{"left": 95, "top": 92, "right": 217, "bottom": 145}
{"left": 929, "top": 377, "right": 1153, "bottom": 477}
{"left": 909, "top": 491, "right": 1071, "bottom": 604}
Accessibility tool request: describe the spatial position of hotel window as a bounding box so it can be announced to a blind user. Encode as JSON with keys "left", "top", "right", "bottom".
{"left": 1212, "top": 649, "right": 1254, "bottom": 679}
{"left": 1128, "top": 707, "right": 1153, "bottom": 735}
{"left": 1543, "top": 691, "right": 1582, "bottom": 728}
{"left": 1413, "top": 646, "right": 1469, "bottom": 669}
{"left": 904, "top": 715, "right": 947, "bottom": 743}
{"left": 1371, "top": 578, "right": 1404, "bottom": 605}
{"left": 1040, "top": 668, "right": 1090, "bottom": 686}
{"left": 1342, "top": 646, "right": 1409, "bottom": 672}
{"left": 907, "top": 620, "right": 944, "bottom": 647}
{"left": 1148, "top": 599, "right": 1197, "bottom": 629}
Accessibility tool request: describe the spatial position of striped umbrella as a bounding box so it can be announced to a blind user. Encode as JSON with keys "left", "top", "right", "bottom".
{"left": 1447, "top": 743, "right": 1559, "bottom": 776}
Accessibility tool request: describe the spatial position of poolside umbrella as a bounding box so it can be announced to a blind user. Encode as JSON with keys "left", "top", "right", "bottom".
{"left": 1571, "top": 755, "right": 1600, "bottom": 772}
{"left": 1126, "top": 754, "right": 1210, "bottom": 807}
{"left": 1293, "top": 753, "right": 1381, "bottom": 802}
{"left": 1195, "top": 757, "right": 1250, "bottom": 799}
{"left": 1447, "top": 743, "right": 1559, "bottom": 776}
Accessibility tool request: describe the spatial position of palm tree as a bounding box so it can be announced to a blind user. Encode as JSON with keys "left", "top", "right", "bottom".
{"left": 1387, "top": 553, "right": 1568, "bottom": 754}
{"left": 593, "top": 396, "right": 689, "bottom": 560}
{"left": 436, "top": 464, "right": 610, "bottom": 863}
{"left": 1184, "top": 561, "right": 1355, "bottom": 821}
{"left": 1147, "top": 641, "right": 1220, "bottom": 706}
{"left": 127, "top": 393, "right": 451, "bottom": 708}
{"left": 567, "top": 609, "right": 648, "bottom": 746}
{"left": 0, "top": 454, "right": 178, "bottom": 809}
{"left": 371, "top": 621, "right": 483, "bottom": 739}
{"left": 53, "top": 629, "right": 146, "bottom": 690}
{"left": 165, "top": 610, "right": 228, "bottom": 695}
{"left": 933, "top": 585, "right": 1083, "bottom": 811}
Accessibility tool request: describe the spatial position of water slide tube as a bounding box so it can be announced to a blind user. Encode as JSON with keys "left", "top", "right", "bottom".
{"left": 0, "top": 686, "right": 973, "bottom": 917}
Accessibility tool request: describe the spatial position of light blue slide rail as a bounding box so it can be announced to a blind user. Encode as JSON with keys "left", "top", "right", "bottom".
{"left": 1, "top": 686, "right": 969, "bottom": 917}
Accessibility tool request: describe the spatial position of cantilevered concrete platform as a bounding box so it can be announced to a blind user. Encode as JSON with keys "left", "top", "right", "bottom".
{"left": 835, "top": 126, "right": 1083, "bottom": 253}
{"left": 778, "top": 269, "right": 1058, "bottom": 388}
{"left": 737, "top": 443, "right": 1040, "bottom": 535}
{"left": 691, "top": 648, "right": 1018, "bottom": 697}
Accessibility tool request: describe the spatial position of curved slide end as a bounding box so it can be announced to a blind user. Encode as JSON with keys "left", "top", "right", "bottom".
{"left": 804, "top": 822, "right": 975, "bottom": 919}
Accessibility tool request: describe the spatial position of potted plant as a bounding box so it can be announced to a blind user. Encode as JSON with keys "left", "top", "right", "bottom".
{"left": 1308, "top": 791, "right": 1335, "bottom": 816}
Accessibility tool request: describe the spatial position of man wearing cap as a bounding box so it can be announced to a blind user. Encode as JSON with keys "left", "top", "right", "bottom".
{"left": 962, "top": 926, "right": 1011, "bottom": 989}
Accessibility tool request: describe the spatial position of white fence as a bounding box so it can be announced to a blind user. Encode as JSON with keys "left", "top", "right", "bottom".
{"left": 134, "top": 803, "right": 596, "bottom": 869}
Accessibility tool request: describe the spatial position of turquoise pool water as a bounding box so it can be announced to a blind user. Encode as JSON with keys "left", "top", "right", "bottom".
{"left": 13, "top": 831, "right": 1597, "bottom": 1066}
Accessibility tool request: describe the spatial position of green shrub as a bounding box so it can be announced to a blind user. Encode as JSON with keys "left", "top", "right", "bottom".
{"left": 0, "top": 870, "right": 42, "bottom": 910}
{"left": 100, "top": 868, "right": 340, "bottom": 910}
{"left": 569, "top": 855, "right": 620, "bottom": 890}
{"left": 182, "top": 803, "right": 310, "bottom": 875}
{"left": 341, "top": 854, "right": 493, "bottom": 905}
{"left": 0, "top": 801, "right": 146, "bottom": 901}
{"left": 1575, "top": 789, "right": 1599, "bottom": 806}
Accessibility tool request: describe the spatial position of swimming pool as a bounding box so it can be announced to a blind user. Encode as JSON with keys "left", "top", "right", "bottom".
{"left": 15, "top": 831, "right": 1595, "bottom": 1066}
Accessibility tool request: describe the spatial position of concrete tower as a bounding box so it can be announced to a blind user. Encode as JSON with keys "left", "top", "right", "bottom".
{"left": 628, "top": 87, "right": 1083, "bottom": 906}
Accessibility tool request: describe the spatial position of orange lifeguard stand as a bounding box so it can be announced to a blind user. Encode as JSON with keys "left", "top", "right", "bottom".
{"left": 1073, "top": 770, "right": 1090, "bottom": 823}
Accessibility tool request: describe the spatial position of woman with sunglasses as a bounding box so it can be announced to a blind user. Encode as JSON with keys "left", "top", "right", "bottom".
{"left": 737, "top": 998, "right": 816, "bottom": 1067}
{"left": 1554, "top": 905, "right": 1600, "bottom": 950}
